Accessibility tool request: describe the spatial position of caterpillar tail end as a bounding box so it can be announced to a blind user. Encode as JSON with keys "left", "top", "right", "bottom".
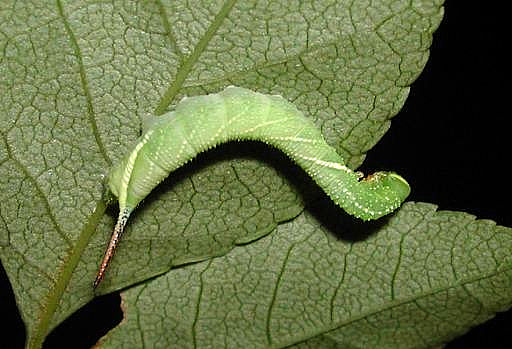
{"left": 93, "top": 208, "right": 131, "bottom": 289}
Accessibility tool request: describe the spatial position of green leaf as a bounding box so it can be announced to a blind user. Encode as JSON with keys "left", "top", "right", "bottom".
{"left": 98, "top": 203, "right": 512, "bottom": 348}
{"left": 0, "top": 0, "right": 447, "bottom": 348}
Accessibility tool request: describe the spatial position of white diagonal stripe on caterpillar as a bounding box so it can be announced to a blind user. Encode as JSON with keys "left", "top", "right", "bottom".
{"left": 294, "top": 153, "right": 351, "bottom": 172}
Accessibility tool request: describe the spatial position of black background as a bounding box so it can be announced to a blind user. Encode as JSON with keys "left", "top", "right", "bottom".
{"left": 2, "top": 1, "right": 510, "bottom": 348}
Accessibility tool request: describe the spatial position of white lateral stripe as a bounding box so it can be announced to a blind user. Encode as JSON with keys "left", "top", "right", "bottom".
{"left": 296, "top": 153, "right": 350, "bottom": 172}
{"left": 268, "top": 136, "right": 322, "bottom": 143}
{"left": 119, "top": 130, "right": 154, "bottom": 206}
{"left": 241, "top": 118, "right": 292, "bottom": 134}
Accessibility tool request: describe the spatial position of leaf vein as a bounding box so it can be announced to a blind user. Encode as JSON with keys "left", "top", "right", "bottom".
{"left": 1, "top": 134, "right": 72, "bottom": 247}
{"left": 275, "top": 265, "right": 512, "bottom": 349}
{"left": 55, "top": 0, "right": 111, "bottom": 166}
{"left": 266, "top": 242, "right": 295, "bottom": 346}
{"left": 191, "top": 260, "right": 212, "bottom": 349}
{"left": 155, "top": 0, "right": 184, "bottom": 62}
{"left": 154, "top": 0, "right": 238, "bottom": 115}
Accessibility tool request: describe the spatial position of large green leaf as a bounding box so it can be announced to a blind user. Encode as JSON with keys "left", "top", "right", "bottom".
{"left": 98, "top": 203, "right": 512, "bottom": 348}
{"left": 0, "top": 0, "right": 447, "bottom": 348}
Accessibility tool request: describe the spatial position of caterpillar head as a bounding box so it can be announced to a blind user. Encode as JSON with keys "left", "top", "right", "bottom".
{"left": 380, "top": 172, "right": 410, "bottom": 202}
{"left": 353, "top": 171, "right": 411, "bottom": 220}
{"left": 365, "top": 171, "right": 411, "bottom": 203}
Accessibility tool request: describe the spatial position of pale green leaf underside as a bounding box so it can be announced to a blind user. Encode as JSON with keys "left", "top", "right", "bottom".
{"left": 0, "top": 0, "right": 444, "bottom": 347}
{"left": 99, "top": 203, "right": 512, "bottom": 349}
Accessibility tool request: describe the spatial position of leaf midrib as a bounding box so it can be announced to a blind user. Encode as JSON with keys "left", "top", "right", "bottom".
{"left": 154, "top": 0, "right": 238, "bottom": 115}
{"left": 28, "top": 1, "right": 239, "bottom": 347}
{"left": 29, "top": 200, "right": 107, "bottom": 349}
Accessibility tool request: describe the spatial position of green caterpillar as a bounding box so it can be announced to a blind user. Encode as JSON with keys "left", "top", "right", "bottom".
{"left": 94, "top": 86, "right": 410, "bottom": 288}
